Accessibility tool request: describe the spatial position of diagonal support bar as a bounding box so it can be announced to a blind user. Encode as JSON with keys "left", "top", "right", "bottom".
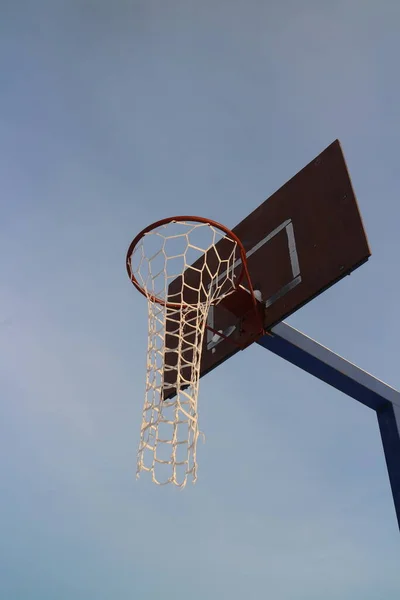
{"left": 257, "top": 322, "right": 400, "bottom": 530}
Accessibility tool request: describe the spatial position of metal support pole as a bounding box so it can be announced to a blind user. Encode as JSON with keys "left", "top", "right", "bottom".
{"left": 377, "top": 403, "right": 400, "bottom": 527}
{"left": 257, "top": 322, "right": 400, "bottom": 530}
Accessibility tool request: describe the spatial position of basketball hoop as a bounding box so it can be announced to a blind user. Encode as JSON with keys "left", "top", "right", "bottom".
{"left": 126, "top": 216, "right": 263, "bottom": 487}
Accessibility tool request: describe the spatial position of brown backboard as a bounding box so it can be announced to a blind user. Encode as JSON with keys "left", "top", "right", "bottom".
{"left": 163, "top": 140, "right": 370, "bottom": 397}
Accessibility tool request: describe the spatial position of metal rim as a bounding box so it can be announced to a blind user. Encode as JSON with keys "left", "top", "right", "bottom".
{"left": 126, "top": 215, "right": 248, "bottom": 308}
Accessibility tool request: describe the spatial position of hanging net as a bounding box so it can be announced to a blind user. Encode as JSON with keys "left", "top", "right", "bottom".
{"left": 127, "top": 218, "right": 245, "bottom": 487}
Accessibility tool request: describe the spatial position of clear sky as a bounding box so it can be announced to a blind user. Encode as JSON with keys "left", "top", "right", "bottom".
{"left": 1, "top": 1, "right": 400, "bottom": 598}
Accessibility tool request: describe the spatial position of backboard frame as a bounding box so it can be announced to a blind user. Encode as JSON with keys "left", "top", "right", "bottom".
{"left": 163, "top": 139, "right": 371, "bottom": 392}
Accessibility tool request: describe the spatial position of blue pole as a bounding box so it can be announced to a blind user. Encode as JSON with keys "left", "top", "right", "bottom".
{"left": 257, "top": 322, "right": 400, "bottom": 530}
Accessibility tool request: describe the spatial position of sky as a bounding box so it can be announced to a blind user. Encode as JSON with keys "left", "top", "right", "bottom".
{"left": 1, "top": 1, "right": 400, "bottom": 598}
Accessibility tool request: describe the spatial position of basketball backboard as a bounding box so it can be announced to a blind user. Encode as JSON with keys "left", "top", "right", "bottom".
{"left": 163, "top": 140, "right": 370, "bottom": 398}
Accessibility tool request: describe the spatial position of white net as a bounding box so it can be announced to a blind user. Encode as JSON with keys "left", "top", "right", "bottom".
{"left": 130, "top": 220, "right": 241, "bottom": 487}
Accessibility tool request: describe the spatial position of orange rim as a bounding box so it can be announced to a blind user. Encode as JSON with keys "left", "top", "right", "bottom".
{"left": 126, "top": 215, "right": 253, "bottom": 309}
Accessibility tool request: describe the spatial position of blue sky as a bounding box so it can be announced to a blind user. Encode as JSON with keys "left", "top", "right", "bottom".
{"left": 1, "top": 1, "right": 400, "bottom": 598}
